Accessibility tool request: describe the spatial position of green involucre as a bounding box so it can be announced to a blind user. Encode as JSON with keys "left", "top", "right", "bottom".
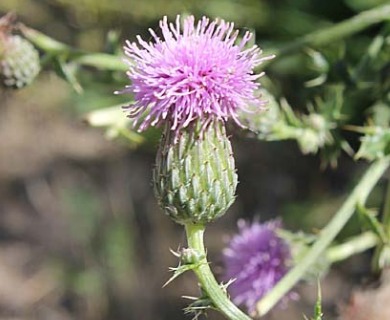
{"left": 153, "top": 121, "right": 238, "bottom": 224}
{"left": 0, "top": 35, "right": 40, "bottom": 88}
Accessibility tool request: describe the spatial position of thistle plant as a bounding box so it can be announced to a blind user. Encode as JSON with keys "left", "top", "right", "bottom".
{"left": 117, "top": 15, "right": 273, "bottom": 319}
{"left": 114, "top": 9, "right": 390, "bottom": 319}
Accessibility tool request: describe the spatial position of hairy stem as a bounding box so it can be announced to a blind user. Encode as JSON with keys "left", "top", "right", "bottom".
{"left": 257, "top": 157, "right": 390, "bottom": 316}
{"left": 185, "top": 223, "right": 252, "bottom": 320}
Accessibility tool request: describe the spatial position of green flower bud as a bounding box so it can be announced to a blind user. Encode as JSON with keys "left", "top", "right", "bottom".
{"left": 153, "top": 120, "right": 238, "bottom": 225}
{"left": 0, "top": 35, "right": 40, "bottom": 88}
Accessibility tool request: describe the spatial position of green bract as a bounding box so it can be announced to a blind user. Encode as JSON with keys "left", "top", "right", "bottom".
{"left": 153, "top": 121, "right": 238, "bottom": 225}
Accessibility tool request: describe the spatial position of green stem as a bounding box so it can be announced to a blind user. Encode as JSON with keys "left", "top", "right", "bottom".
{"left": 20, "top": 25, "right": 127, "bottom": 71}
{"left": 381, "top": 179, "right": 390, "bottom": 231}
{"left": 257, "top": 157, "right": 390, "bottom": 316}
{"left": 266, "top": 3, "right": 390, "bottom": 64}
{"left": 372, "top": 179, "right": 390, "bottom": 270}
{"left": 185, "top": 223, "right": 252, "bottom": 320}
{"left": 326, "top": 231, "right": 378, "bottom": 263}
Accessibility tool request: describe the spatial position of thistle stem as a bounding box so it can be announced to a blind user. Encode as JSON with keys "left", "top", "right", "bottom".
{"left": 372, "top": 179, "right": 390, "bottom": 270}
{"left": 266, "top": 3, "right": 390, "bottom": 64}
{"left": 185, "top": 223, "right": 252, "bottom": 320}
{"left": 326, "top": 231, "right": 378, "bottom": 263}
{"left": 20, "top": 25, "right": 127, "bottom": 71}
{"left": 257, "top": 157, "right": 390, "bottom": 316}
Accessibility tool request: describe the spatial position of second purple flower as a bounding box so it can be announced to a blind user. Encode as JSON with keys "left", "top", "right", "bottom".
{"left": 222, "top": 220, "right": 294, "bottom": 315}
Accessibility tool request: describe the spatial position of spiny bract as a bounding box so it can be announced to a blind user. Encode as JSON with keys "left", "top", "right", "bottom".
{"left": 154, "top": 121, "right": 238, "bottom": 224}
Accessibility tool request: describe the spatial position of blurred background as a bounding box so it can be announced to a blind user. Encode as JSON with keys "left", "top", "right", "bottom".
{"left": 0, "top": 0, "right": 389, "bottom": 319}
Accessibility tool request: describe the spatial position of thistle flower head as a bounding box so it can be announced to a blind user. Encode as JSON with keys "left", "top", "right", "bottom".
{"left": 0, "top": 13, "right": 40, "bottom": 88}
{"left": 118, "top": 15, "right": 273, "bottom": 134}
{"left": 222, "top": 220, "right": 294, "bottom": 315}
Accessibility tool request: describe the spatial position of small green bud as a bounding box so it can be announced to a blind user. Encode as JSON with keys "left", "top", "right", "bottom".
{"left": 154, "top": 120, "right": 238, "bottom": 225}
{"left": 239, "top": 89, "right": 281, "bottom": 137}
{"left": 307, "top": 114, "right": 327, "bottom": 132}
{"left": 298, "top": 113, "right": 331, "bottom": 154}
{"left": 297, "top": 128, "right": 323, "bottom": 154}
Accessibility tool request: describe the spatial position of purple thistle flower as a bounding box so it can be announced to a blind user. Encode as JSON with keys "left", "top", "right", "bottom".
{"left": 118, "top": 15, "right": 273, "bottom": 133}
{"left": 222, "top": 219, "right": 293, "bottom": 315}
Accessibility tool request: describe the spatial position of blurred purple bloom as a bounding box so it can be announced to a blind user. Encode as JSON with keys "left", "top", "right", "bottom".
{"left": 118, "top": 15, "right": 273, "bottom": 133}
{"left": 222, "top": 220, "right": 293, "bottom": 314}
